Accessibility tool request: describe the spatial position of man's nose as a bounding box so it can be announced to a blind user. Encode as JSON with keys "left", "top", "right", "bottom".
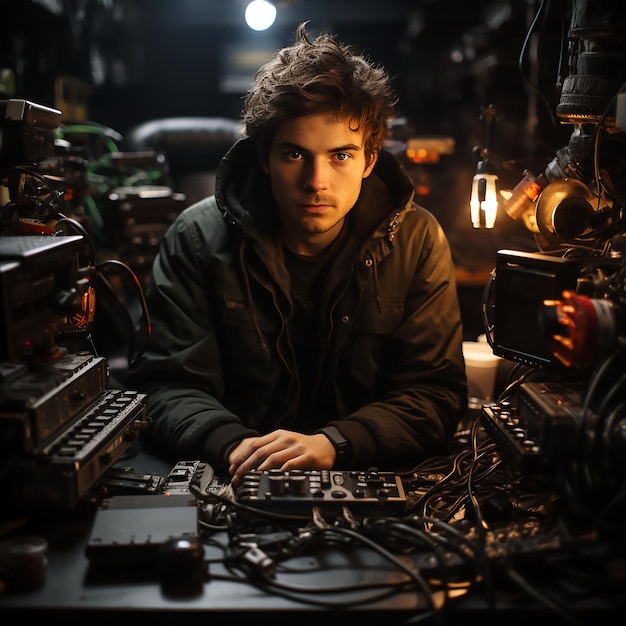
{"left": 305, "top": 158, "right": 330, "bottom": 191}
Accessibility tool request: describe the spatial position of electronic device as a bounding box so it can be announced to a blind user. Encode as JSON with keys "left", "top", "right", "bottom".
{"left": 163, "top": 459, "right": 222, "bottom": 496}
{"left": 480, "top": 382, "right": 588, "bottom": 473}
{"left": 0, "top": 351, "right": 108, "bottom": 451}
{"left": 99, "top": 459, "right": 222, "bottom": 498}
{"left": 0, "top": 230, "right": 148, "bottom": 513}
{"left": 0, "top": 99, "right": 155, "bottom": 515}
{"left": 0, "top": 99, "right": 60, "bottom": 167}
{"left": 481, "top": 398, "right": 573, "bottom": 476}
{"left": 85, "top": 493, "right": 199, "bottom": 565}
{"left": 488, "top": 250, "right": 590, "bottom": 368}
{"left": 235, "top": 468, "right": 407, "bottom": 516}
{"left": 481, "top": 379, "right": 626, "bottom": 486}
{"left": 0, "top": 234, "right": 92, "bottom": 362}
{"left": 105, "top": 186, "right": 187, "bottom": 289}
{"left": 98, "top": 467, "right": 166, "bottom": 495}
{"left": 85, "top": 460, "right": 218, "bottom": 566}
{"left": 414, "top": 517, "right": 599, "bottom": 575}
{"left": 6, "top": 387, "right": 148, "bottom": 511}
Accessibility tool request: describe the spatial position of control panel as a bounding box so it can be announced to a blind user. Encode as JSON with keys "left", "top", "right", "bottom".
{"left": 235, "top": 468, "right": 407, "bottom": 516}
{"left": 480, "top": 382, "right": 582, "bottom": 474}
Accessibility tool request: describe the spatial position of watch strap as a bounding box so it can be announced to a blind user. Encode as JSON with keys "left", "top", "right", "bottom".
{"left": 318, "top": 426, "right": 350, "bottom": 467}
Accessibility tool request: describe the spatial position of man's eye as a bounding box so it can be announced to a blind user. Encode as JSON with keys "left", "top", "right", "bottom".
{"left": 336, "top": 153, "right": 350, "bottom": 161}
{"left": 287, "top": 151, "right": 303, "bottom": 160}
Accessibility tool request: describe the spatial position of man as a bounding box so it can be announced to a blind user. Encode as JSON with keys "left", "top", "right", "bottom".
{"left": 129, "top": 23, "right": 467, "bottom": 487}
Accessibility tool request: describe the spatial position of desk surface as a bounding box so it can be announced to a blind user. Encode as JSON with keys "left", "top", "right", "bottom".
{"left": 1, "top": 435, "right": 624, "bottom": 625}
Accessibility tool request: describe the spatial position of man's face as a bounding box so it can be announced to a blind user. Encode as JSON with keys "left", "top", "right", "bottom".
{"left": 262, "top": 112, "right": 377, "bottom": 256}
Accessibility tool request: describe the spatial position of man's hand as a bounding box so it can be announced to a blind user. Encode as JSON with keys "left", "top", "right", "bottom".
{"left": 227, "top": 429, "right": 336, "bottom": 487}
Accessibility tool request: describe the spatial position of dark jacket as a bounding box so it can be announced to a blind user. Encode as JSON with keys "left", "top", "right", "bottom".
{"left": 129, "top": 137, "right": 468, "bottom": 473}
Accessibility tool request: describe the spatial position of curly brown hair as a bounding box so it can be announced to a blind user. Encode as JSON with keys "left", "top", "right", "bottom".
{"left": 242, "top": 22, "right": 398, "bottom": 161}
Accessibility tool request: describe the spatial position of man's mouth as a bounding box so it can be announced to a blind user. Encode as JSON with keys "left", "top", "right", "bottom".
{"left": 301, "top": 204, "right": 330, "bottom": 214}
{"left": 301, "top": 198, "right": 333, "bottom": 212}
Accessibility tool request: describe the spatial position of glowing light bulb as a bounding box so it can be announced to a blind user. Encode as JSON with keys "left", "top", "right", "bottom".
{"left": 245, "top": 0, "right": 277, "bottom": 31}
{"left": 470, "top": 171, "right": 498, "bottom": 229}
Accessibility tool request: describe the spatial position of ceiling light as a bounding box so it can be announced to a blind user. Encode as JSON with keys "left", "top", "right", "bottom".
{"left": 245, "top": 0, "right": 277, "bottom": 31}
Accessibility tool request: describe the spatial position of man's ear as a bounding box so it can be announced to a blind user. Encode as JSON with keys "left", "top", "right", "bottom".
{"left": 363, "top": 151, "right": 378, "bottom": 178}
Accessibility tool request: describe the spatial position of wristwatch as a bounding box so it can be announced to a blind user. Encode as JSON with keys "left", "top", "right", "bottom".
{"left": 318, "top": 426, "right": 350, "bottom": 466}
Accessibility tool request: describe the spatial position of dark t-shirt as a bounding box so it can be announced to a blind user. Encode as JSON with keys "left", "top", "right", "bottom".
{"left": 282, "top": 223, "right": 349, "bottom": 429}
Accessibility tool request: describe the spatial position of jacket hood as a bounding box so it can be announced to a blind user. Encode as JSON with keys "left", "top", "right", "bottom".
{"left": 214, "top": 136, "right": 417, "bottom": 242}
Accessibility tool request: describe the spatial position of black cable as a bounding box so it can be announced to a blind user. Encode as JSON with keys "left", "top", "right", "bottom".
{"left": 517, "top": 0, "right": 559, "bottom": 127}
{"left": 321, "top": 524, "right": 437, "bottom": 615}
{"left": 229, "top": 569, "right": 413, "bottom": 609}
{"left": 418, "top": 515, "right": 496, "bottom": 606}
{"left": 54, "top": 216, "right": 98, "bottom": 264}
{"left": 572, "top": 354, "right": 616, "bottom": 505}
{"left": 464, "top": 450, "right": 496, "bottom": 608}
{"left": 227, "top": 508, "right": 438, "bottom": 611}
{"left": 94, "top": 258, "right": 152, "bottom": 367}
{"left": 372, "top": 520, "right": 454, "bottom": 601}
{"left": 215, "top": 521, "right": 432, "bottom": 612}
{"left": 481, "top": 267, "right": 496, "bottom": 347}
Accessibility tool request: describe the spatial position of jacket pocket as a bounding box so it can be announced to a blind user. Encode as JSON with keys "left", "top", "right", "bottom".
{"left": 341, "top": 298, "right": 405, "bottom": 387}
